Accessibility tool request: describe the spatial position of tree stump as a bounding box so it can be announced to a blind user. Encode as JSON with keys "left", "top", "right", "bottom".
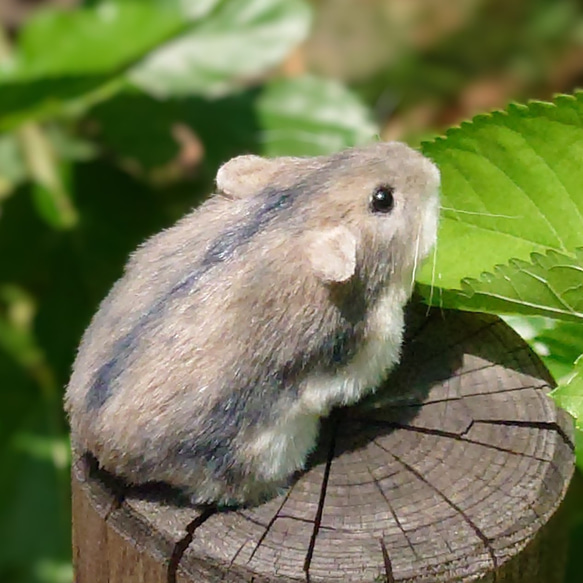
{"left": 71, "top": 307, "right": 575, "bottom": 583}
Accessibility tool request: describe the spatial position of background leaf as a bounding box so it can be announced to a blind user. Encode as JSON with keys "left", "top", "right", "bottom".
{"left": 18, "top": 125, "right": 77, "bottom": 229}
{"left": 0, "top": 286, "right": 70, "bottom": 583}
{"left": 0, "top": 2, "right": 187, "bottom": 130}
{"left": 0, "top": 162, "right": 172, "bottom": 583}
{"left": 89, "top": 75, "right": 378, "bottom": 173}
{"left": 13, "top": 2, "right": 183, "bottom": 78}
{"left": 552, "top": 355, "right": 583, "bottom": 473}
{"left": 504, "top": 315, "right": 583, "bottom": 381}
{"left": 130, "top": 0, "right": 312, "bottom": 97}
{"left": 255, "top": 76, "right": 378, "bottom": 156}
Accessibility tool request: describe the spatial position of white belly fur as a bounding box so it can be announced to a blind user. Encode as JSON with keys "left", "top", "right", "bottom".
{"left": 250, "top": 284, "right": 409, "bottom": 480}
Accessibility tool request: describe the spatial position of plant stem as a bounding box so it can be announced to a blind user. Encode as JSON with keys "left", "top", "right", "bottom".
{"left": 0, "top": 22, "right": 78, "bottom": 228}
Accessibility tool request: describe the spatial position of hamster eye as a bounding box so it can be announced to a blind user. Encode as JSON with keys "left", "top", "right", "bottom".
{"left": 370, "top": 185, "right": 395, "bottom": 214}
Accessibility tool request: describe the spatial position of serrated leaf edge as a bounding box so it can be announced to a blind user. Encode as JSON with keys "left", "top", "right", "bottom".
{"left": 457, "top": 247, "right": 583, "bottom": 319}
{"left": 421, "top": 91, "right": 583, "bottom": 151}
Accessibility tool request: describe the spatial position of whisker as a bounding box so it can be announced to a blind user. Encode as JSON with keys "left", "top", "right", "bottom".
{"left": 411, "top": 220, "right": 423, "bottom": 292}
{"left": 440, "top": 206, "right": 522, "bottom": 220}
{"left": 427, "top": 237, "right": 438, "bottom": 316}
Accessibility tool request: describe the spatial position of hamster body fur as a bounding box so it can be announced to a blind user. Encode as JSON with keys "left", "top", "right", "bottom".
{"left": 65, "top": 142, "right": 440, "bottom": 506}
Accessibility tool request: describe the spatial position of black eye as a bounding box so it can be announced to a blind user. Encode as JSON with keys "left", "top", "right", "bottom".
{"left": 370, "top": 185, "right": 395, "bottom": 214}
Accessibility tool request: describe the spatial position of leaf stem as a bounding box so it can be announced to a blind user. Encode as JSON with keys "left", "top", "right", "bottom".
{"left": 18, "top": 123, "right": 79, "bottom": 228}
{"left": 0, "top": 22, "right": 78, "bottom": 229}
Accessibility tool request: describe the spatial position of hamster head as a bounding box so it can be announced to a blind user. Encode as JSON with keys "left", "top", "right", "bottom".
{"left": 217, "top": 142, "right": 439, "bottom": 290}
{"left": 218, "top": 142, "right": 440, "bottom": 291}
{"left": 303, "top": 142, "right": 439, "bottom": 285}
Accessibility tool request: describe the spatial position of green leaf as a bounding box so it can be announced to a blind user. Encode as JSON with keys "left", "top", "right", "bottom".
{"left": 18, "top": 124, "right": 78, "bottom": 229}
{"left": 577, "top": 430, "right": 583, "bottom": 473}
{"left": 94, "top": 0, "right": 221, "bottom": 21}
{"left": 12, "top": 2, "right": 184, "bottom": 78}
{"left": 130, "top": 0, "right": 312, "bottom": 97}
{"left": 503, "top": 315, "right": 583, "bottom": 381}
{"left": 418, "top": 248, "right": 583, "bottom": 322}
{"left": 551, "top": 355, "right": 583, "bottom": 432}
{"left": 0, "top": 126, "right": 95, "bottom": 222}
{"left": 0, "top": 287, "right": 71, "bottom": 583}
{"left": 30, "top": 162, "right": 76, "bottom": 230}
{"left": 255, "top": 76, "right": 378, "bottom": 156}
{"left": 419, "top": 93, "right": 583, "bottom": 290}
{"left": 0, "top": 2, "right": 187, "bottom": 130}
{"left": 0, "top": 407, "right": 71, "bottom": 583}
{"left": 89, "top": 76, "right": 378, "bottom": 173}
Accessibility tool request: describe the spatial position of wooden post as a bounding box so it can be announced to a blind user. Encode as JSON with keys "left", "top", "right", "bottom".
{"left": 71, "top": 307, "right": 575, "bottom": 582}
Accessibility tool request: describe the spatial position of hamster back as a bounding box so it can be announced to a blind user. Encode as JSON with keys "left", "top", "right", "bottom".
{"left": 65, "top": 142, "right": 440, "bottom": 506}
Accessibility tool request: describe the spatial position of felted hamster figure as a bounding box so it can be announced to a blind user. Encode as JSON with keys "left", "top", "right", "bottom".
{"left": 65, "top": 142, "right": 440, "bottom": 507}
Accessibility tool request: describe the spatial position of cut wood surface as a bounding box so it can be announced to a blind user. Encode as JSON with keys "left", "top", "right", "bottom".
{"left": 71, "top": 306, "right": 576, "bottom": 582}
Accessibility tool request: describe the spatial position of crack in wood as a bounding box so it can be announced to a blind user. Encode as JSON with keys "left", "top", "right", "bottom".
{"left": 356, "top": 394, "right": 463, "bottom": 412}
{"left": 243, "top": 484, "right": 296, "bottom": 566}
{"left": 84, "top": 453, "right": 126, "bottom": 522}
{"left": 235, "top": 510, "right": 267, "bottom": 529}
{"left": 379, "top": 537, "right": 396, "bottom": 583}
{"left": 507, "top": 343, "right": 535, "bottom": 354}
{"left": 367, "top": 420, "right": 471, "bottom": 439}
{"left": 474, "top": 419, "right": 575, "bottom": 450}
{"left": 387, "top": 448, "right": 499, "bottom": 577}
{"left": 303, "top": 417, "right": 338, "bottom": 582}
{"left": 276, "top": 514, "right": 334, "bottom": 530}
{"left": 351, "top": 384, "right": 551, "bottom": 419}
{"left": 490, "top": 326, "right": 555, "bottom": 384}
{"left": 446, "top": 361, "right": 499, "bottom": 377}
{"left": 167, "top": 506, "right": 216, "bottom": 583}
{"left": 103, "top": 492, "right": 124, "bottom": 522}
{"left": 461, "top": 383, "right": 552, "bottom": 397}
{"left": 369, "top": 468, "right": 419, "bottom": 559}
{"left": 366, "top": 420, "right": 558, "bottom": 462}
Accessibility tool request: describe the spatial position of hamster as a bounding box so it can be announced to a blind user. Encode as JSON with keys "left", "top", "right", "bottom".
{"left": 65, "top": 142, "right": 440, "bottom": 507}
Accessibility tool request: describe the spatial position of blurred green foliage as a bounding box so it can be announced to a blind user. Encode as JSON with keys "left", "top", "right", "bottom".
{"left": 0, "top": 0, "right": 582, "bottom": 582}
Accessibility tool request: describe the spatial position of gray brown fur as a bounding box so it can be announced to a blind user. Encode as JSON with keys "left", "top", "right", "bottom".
{"left": 65, "top": 142, "right": 440, "bottom": 506}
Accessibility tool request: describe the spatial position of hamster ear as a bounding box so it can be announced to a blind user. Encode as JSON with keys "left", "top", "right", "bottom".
{"left": 216, "top": 155, "right": 296, "bottom": 198}
{"left": 306, "top": 226, "right": 357, "bottom": 283}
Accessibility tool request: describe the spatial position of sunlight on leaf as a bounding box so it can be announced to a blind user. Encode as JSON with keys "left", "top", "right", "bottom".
{"left": 130, "top": 0, "right": 312, "bottom": 97}
{"left": 0, "top": 2, "right": 187, "bottom": 130}
{"left": 257, "top": 76, "right": 378, "bottom": 156}
{"left": 13, "top": 2, "right": 185, "bottom": 78}
{"left": 12, "top": 433, "right": 70, "bottom": 469}
{"left": 419, "top": 93, "right": 583, "bottom": 289}
{"left": 35, "top": 559, "right": 73, "bottom": 583}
